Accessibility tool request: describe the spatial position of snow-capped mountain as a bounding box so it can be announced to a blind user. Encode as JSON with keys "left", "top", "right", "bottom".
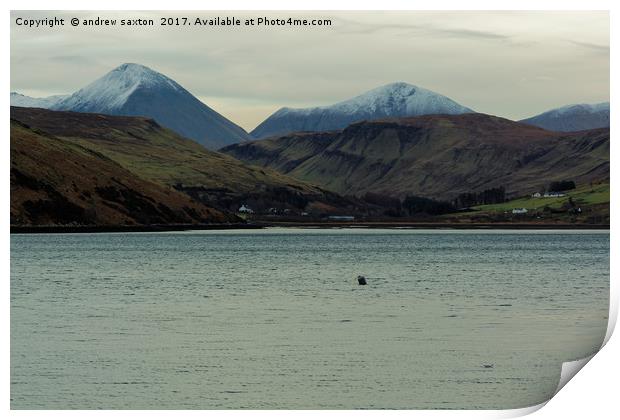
{"left": 49, "top": 63, "right": 250, "bottom": 149}
{"left": 12, "top": 64, "right": 251, "bottom": 149}
{"left": 11, "top": 92, "right": 68, "bottom": 109}
{"left": 520, "top": 102, "right": 609, "bottom": 132}
{"left": 250, "top": 82, "right": 474, "bottom": 139}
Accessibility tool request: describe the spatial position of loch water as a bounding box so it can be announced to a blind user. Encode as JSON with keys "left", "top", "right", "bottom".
{"left": 10, "top": 229, "right": 609, "bottom": 409}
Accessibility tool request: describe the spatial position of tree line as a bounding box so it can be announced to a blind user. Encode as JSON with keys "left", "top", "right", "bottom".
{"left": 364, "top": 186, "right": 508, "bottom": 217}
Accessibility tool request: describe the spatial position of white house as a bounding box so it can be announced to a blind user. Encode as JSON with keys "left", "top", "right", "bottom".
{"left": 512, "top": 208, "right": 528, "bottom": 214}
{"left": 238, "top": 204, "right": 254, "bottom": 214}
{"left": 532, "top": 192, "right": 541, "bottom": 198}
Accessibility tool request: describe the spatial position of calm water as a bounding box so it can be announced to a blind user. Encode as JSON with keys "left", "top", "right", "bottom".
{"left": 11, "top": 229, "right": 609, "bottom": 409}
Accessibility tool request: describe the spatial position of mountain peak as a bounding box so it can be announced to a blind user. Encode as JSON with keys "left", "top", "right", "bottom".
{"left": 116, "top": 62, "right": 151, "bottom": 71}
{"left": 375, "top": 81, "right": 418, "bottom": 92}
{"left": 111, "top": 63, "right": 169, "bottom": 84}
{"left": 331, "top": 82, "right": 435, "bottom": 113}
{"left": 52, "top": 63, "right": 184, "bottom": 114}
{"left": 47, "top": 63, "right": 250, "bottom": 149}
{"left": 551, "top": 101, "right": 609, "bottom": 115}
{"left": 520, "top": 101, "right": 610, "bottom": 131}
{"left": 251, "top": 82, "right": 473, "bottom": 138}
{"left": 104, "top": 63, "right": 181, "bottom": 91}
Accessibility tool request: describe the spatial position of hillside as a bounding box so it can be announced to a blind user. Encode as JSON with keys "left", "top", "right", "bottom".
{"left": 251, "top": 82, "right": 473, "bottom": 139}
{"left": 10, "top": 107, "right": 358, "bottom": 218}
{"left": 223, "top": 113, "right": 610, "bottom": 200}
{"left": 11, "top": 120, "right": 232, "bottom": 227}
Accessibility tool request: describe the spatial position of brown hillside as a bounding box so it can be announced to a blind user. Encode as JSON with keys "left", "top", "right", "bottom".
{"left": 11, "top": 120, "right": 232, "bottom": 226}
{"left": 222, "top": 113, "right": 609, "bottom": 200}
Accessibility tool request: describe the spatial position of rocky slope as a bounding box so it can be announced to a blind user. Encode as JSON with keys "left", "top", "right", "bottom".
{"left": 224, "top": 113, "right": 609, "bottom": 200}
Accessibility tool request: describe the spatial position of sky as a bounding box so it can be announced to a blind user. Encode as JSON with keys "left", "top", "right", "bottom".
{"left": 10, "top": 10, "right": 610, "bottom": 131}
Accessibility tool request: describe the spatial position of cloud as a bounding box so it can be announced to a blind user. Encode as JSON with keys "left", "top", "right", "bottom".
{"left": 49, "top": 55, "right": 100, "bottom": 65}
{"left": 569, "top": 40, "right": 609, "bottom": 53}
{"left": 433, "top": 27, "right": 510, "bottom": 40}
{"left": 331, "top": 16, "right": 510, "bottom": 41}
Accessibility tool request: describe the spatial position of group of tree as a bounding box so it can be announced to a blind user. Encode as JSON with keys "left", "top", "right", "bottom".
{"left": 362, "top": 192, "right": 456, "bottom": 217}
{"left": 402, "top": 195, "right": 456, "bottom": 216}
{"left": 548, "top": 180, "right": 576, "bottom": 192}
{"left": 453, "top": 186, "right": 506, "bottom": 209}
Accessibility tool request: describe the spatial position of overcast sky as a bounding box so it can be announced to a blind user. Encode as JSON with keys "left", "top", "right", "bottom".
{"left": 11, "top": 11, "right": 609, "bottom": 131}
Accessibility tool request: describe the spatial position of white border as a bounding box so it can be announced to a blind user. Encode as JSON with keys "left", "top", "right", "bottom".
{"left": 3, "top": 1, "right": 616, "bottom": 419}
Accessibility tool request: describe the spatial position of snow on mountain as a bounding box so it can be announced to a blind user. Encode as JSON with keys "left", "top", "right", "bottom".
{"left": 520, "top": 102, "right": 610, "bottom": 132}
{"left": 52, "top": 63, "right": 183, "bottom": 112}
{"left": 50, "top": 63, "right": 250, "bottom": 150}
{"left": 250, "top": 82, "right": 474, "bottom": 139}
{"left": 11, "top": 92, "right": 68, "bottom": 109}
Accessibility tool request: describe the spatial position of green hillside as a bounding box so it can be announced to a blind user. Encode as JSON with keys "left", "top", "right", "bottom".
{"left": 444, "top": 182, "right": 610, "bottom": 224}
{"left": 473, "top": 183, "right": 609, "bottom": 213}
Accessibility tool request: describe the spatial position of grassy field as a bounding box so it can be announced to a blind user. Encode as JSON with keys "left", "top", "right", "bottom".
{"left": 470, "top": 183, "right": 609, "bottom": 213}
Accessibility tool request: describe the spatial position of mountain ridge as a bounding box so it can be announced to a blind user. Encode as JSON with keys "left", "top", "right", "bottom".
{"left": 224, "top": 113, "right": 610, "bottom": 200}
{"left": 10, "top": 91, "right": 68, "bottom": 109}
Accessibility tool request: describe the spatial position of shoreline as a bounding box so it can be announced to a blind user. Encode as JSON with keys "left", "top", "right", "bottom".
{"left": 10, "top": 221, "right": 610, "bottom": 234}
{"left": 9, "top": 223, "right": 262, "bottom": 234}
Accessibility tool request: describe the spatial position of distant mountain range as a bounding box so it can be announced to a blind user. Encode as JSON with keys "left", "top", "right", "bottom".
{"left": 223, "top": 113, "right": 609, "bottom": 200}
{"left": 520, "top": 102, "right": 610, "bottom": 132}
{"left": 11, "top": 64, "right": 251, "bottom": 150}
{"left": 251, "top": 82, "right": 473, "bottom": 139}
{"left": 11, "top": 64, "right": 609, "bottom": 144}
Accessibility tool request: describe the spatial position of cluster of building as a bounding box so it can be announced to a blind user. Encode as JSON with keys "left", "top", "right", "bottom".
{"left": 531, "top": 192, "right": 566, "bottom": 198}
{"left": 237, "top": 204, "right": 312, "bottom": 218}
{"left": 510, "top": 189, "right": 574, "bottom": 215}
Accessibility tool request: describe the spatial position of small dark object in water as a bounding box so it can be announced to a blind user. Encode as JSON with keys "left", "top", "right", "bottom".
{"left": 482, "top": 364, "right": 494, "bottom": 369}
{"left": 357, "top": 275, "right": 367, "bottom": 285}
